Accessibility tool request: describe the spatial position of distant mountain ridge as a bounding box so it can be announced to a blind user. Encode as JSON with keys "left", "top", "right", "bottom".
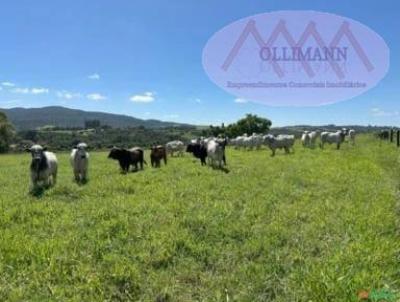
{"left": 0, "top": 106, "right": 192, "bottom": 130}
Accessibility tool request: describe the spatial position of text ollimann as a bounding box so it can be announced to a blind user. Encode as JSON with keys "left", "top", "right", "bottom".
{"left": 259, "top": 46, "right": 348, "bottom": 62}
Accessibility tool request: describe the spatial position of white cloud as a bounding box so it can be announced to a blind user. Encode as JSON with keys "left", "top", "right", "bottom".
{"left": 194, "top": 98, "right": 202, "bottom": 104}
{"left": 56, "top": 90, "right": 82, "bottom": 100}
{"left": 370, "top": 107, "right": 399, "bottom": 117}
{"left": 31, "top": 88, "right": 49, "bottom": 94}
{"left": 12, "top": 87, "right": 49, "bottom": 94}
{"left": 130, "top": 91, "right": 155, "bottom": 103}
{"left": 87, "top": 93, "right": 107, "bottom": 101}
{"left": 164, "top": 114, "right": 179, "bottom": 119}
{"left": 12, "top": 88, "right": 30, "bottom": 94}
{"left": 234, "top": 98, "right": 248, "bottom": 103}
{"left": 88, "top": 73, "right": 100, "bottom": 80}
{"left": 1, "top": 82, "right": 15, "bottom": 87}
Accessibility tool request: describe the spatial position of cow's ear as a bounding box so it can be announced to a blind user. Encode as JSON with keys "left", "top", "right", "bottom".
{"left": 43, "top": 147, "right": 47, "bottom": 151}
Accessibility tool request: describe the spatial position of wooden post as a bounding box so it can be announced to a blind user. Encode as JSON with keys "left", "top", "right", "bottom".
{"left": 397, "top": 130, "right": 400, "bottom": 147}
{"left": 390, "top": 129, "right": 394, "bottom": 142}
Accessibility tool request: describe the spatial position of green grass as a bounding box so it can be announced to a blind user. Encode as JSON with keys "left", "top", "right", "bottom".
{"left": 0, "top": 135, "right": 399, "bottom": 301}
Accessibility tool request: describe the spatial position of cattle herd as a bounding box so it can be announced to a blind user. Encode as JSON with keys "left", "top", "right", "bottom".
{"left": 25, "top": 128, "right": 357, "bottom": 193}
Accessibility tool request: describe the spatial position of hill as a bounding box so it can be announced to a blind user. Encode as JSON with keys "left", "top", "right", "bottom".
{"left": 0, "top": 106, "right": 192, "bottom": 130}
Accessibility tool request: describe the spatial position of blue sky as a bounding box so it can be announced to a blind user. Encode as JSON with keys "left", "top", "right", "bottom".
{"left": 0, "top": 0, "right": 398, "bottom": 126}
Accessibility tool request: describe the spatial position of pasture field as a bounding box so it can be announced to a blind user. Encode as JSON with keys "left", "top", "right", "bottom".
{"left": 0, "top": 135, "right": 399, "bottom": 301}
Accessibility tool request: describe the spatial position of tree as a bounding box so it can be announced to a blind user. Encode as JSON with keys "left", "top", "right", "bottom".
{"left": 0, "top": 112, "right": 14, "bottom": 153}
{"left": 226, "top": 114, "right": 272, "bottom": 137}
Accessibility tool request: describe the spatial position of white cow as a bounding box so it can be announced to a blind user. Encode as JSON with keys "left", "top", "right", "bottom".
{"left": 301, "top": 131, "right": 311, "bottom": 147}
{"left": 264, "top": 134, "right": 295, "bottom": 156}
{"left": 320, "top": 130, "right": 346, "bottom": 149}
{"left": 309, "top": 131, "right": 319, "bottom": 147}
{"left": 241, "top": 133, "right": 263, "bottom": 150}
{"left": 348, "top": 129, "right": 356, "bottom": 145}
{"left": 27, "top": 145, "right": 58, "bottom": 191}
{"left": 70, "top": 142, "right": 89, "bottom": 183}
{"left": 165, "top": 140, "right": 185, "bottom": 157}
{"left": 206, "top": 138, "right": 227, "bottom": 168}
{"left": 232, "top": 135, "right": 246, "bottom": 149}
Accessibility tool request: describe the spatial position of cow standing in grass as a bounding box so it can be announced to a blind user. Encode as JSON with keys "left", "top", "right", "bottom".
{"left": 108, "top": 147, "right": 145, "bottom": 172}
{"left": 207, "top": 138, "right": 227, "bottom": 168}
{"left": 26, "top": 145, "right": 58, "bottom": 191}
{"left": 348, "top": 129, "right": 356, "bottom": 145}
{"left": 150, "top": 145, "right": 167, "bottom": 168}
{"left": 301, "top": 131, "right": 311, "bottom": 147}
{"left": 264, "top": 134, "right": 295, "bottom": 156}
{"left": 377, "top": 130, "right": 389, "bottom": 140}
{"left": 320, "top": 130, "right": 346, "bottom": 149}
{"left": 309, "top": 131, "right": 319, "bottom": 148}
{"left": 70, "top": 142, "right": 89, "bottom": 183}
{"left": 165, "top": 140, "right": 185, "bottom": 157}
{"left": 186, "top": 142, "right": 207, "bottom": 165}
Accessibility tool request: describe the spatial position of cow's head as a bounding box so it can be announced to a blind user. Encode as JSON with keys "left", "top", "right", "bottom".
{"left": 108, "top": 147, "right": 123, "bottom": 160}
{"left": 186, "top": 143, "right": 196, "bottom": 153}
{"left": 26, "top": 145, "right": 47, "bottom": 170}
{"left": 74, "top": 142, "right": 88, "bottom": 159}
{"left": 216, "top": 138, "right": 228, "bottom": 148}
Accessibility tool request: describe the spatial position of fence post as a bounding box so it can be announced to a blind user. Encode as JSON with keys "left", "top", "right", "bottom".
{"left": 390, "top": 129, "right": 394, "bottom": 142}
{"left": 397, "top": 130, "right": 400, "bottom": 147}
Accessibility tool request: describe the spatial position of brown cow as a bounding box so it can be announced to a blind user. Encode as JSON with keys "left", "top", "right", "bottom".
{"left": 150, "top": 145, "right": 167, "bottom": 168}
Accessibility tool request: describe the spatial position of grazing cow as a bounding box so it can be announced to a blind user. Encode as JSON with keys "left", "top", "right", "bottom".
{"left": 186, "top": 142, "right": 207, "bottom": 165}
{"left": 301, "top": 131, "right": 311, "bottom": 147}
{"left": 165, "top": 140, "right": 185, "bottom": 157}
{"left": 377, "top": 130, "right": 389, "bottom": 140}
{"left": 70, "top": 142, "right": 89, "bottom": 183}
{"left": 26, "top": 145, "right": 58, "bottom": 190}
{"left": 207, "top": 138, "right": 227, "bottom": 168}
{"left": 264, "top": 134, "right": 295, "bottom": 156}
{"left": 150, "top": 145, "right": 167, "bottom": 168}
{"left": 108, "top": 147, "right": 145, "bottom": 172}
{"left": 320, "top": 130, "right": 346, "bottom": 149}
{"left": 348, "top": 129, "right": 356, "bottom": 145}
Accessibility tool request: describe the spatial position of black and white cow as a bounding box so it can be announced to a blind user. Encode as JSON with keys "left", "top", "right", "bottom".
{"left": 26, "top": 145, "right": 58, "bottom": 190}
{"left": 186, "top": 142, "right": 207, "bottom": 165}
{"left": 206, "top": 138, "right": 227, "bottom": 168}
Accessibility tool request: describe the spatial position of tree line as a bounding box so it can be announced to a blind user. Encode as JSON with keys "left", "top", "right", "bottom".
{"left": 0, "top": 113, "right": 274, "bottom": 153}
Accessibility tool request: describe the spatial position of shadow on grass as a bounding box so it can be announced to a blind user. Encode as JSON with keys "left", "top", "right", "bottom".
{"left": 211, "top": 166, "right": 230, "bottom": 174}
{"left": 119, "top": 169, "right": 143, "bottom": 175}
{"left": 75, "top": 179, "right": 89, "bottom": 186}
{"left": 29, "top": 187, "right": 45, "bottom": 198}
